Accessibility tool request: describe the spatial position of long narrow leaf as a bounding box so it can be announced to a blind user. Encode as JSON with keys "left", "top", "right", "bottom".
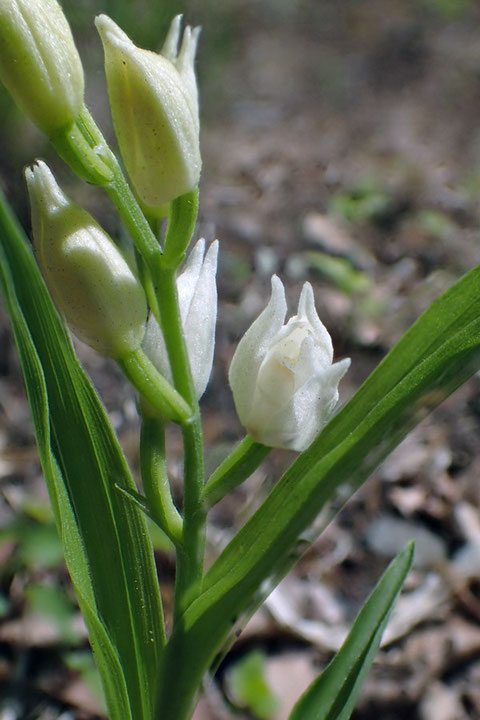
{"left": 0, "top": 188, "right": 164, "bottom": 720}
{"left": 0, "top": 243, "right": 131, "bottom": 717}
{"left": 158, "top": 263, "right": 480, "bottom": 717}
{"left": 289, "top": 542, "right": 414, "bottom": 720}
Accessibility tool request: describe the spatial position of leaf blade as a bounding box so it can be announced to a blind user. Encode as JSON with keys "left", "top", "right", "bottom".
{"left": 0, "top": 188, "right": 164, "bottom": 719}
{"left": 288, "top": 542, "right": 414, "bottom": 720}
{"left": 157, "top": 264, "right": 480, "bottom": 716}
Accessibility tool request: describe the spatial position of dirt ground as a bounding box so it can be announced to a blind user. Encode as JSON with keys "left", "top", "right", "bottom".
{"left": 2, "top": 1, "right": 480, "bottom": 718}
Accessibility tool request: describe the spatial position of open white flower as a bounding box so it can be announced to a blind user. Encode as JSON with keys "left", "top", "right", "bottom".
{"left": 143, "top": 239, "right": 218, "bottom": 399}
{"left": 229, "top": 276, "right": 350, "bottom": 451}
{"left": 95, "top": 14, "right": 201, "bottom": 209}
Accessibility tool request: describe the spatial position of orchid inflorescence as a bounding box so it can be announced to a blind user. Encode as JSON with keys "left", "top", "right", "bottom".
{"left": 0, "top": 0, "right": 348, "bottom": 446}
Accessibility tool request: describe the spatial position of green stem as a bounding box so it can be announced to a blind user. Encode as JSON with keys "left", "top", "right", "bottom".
{"left": 57, "top": 106, "right": 162, "bottom": 267}
{"left": 118, "top": 348, "right": 192, "bottom": 425}
{"left": 50, "top": 110, "right": 113, "bottom": 186}
{"left": 55, "top": 104, "right": 207, "bottom": 710}
{"left": 106, "top": 160, "right": 163, "bottom": 266}
{"left": 202, "top": 436, "right": 271, "bottom": 510}
{"left": 68, "top": 107, "right": 206, "bottom": 615}
{"left": 153, "top": 265, "right": 206, "bottom": 618}
{"left": 175, "top": 420, "right": 205, "bottom": 618}
{"left": 140, "top": 418, "right": 183, "bottom": 546}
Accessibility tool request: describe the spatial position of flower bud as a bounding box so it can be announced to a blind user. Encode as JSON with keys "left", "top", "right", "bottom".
{"left": 95, "top": 14, "right": 201, "bottom": 208}
{"left": 25, "top": 161, "right": 147, "bottom": 358}
{"left": 0, "top": 0, "right": 84, "bottom": 134}
{"left": 229, "top": 276, "right": 350, "bottom": 451}
{"left": 143, "top": 239, "right": 218, "bottom": 399}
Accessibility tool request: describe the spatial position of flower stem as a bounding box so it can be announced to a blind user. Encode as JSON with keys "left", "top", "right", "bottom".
{"left": 55, "top": 106, "right": 162, "bottom": 267}
{"left": 118, "top": 348, "right": 192, "bottom": 425}
{"left": 153, "top": 264, "right": 207, "bottom": 618}
{"left": 202, "top": 436, "right": 271, "bottom": 509}
{"left": 54, "top": 103, "right": 207, "bottom": 706}
{"left": 140, "top": 418, "right": 183, "bottom": 546}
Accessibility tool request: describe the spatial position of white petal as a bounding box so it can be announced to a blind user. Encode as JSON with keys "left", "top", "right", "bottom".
{"left": 293, "top": 332, "right": 319, "bottom": 391}
{"left": 143, "top": 239, "right": 219, "bottom": 399}
{"left": 177, "top": 238, "right": 205, "bottom": 325}
{"left": 246, "top": 348, "right": 296, "bottom": 437}
{"left": 177, "top": 25, "right": 200, "bottom": 71}
{"left": 228, "top": 275, "right": 287, "bottom": 425}
{"left": 143, "top": 314, "right": 171, "bottom": 383}
{"left": 247, "top": 404, "right": 296, "bottom": 448}
{"left": 284, "top": 375, "right": 324, "bottom": 450}
{"left": 289, "top": 357, "right": 351, "bottom": 451}
{"left": 183, "top": 240, "right": 218, "bottom": 398}
{"left": 161, "top": 15, "right": 182, "bottom": 61}
{"left": 297, "top": 282, "right": 333, "bottom": 367}
{"left": 176, "top": 25, "right": 201, "bottom": 118}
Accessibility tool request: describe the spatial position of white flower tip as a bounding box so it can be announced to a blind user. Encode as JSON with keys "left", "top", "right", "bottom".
{"left": 25, "top": 160, "right": 68, "bottom": 210}
{"left": 95, "top": 14, "right": 131, "bottom": 48}
{"left": 185, "top": 238, "right": 218, "bottom": 274}
{"left": 177, "top": 24, "right": 201, "bottom": 73}
{"left": 267, "top": 275, "right": 287, "bottom": 319}
{"left": 297, "top": 281, "right": 314, "bottom": 317}
{"left": 328, "top": 357, "right": 351, "bottom": 386}
{"left": 270, "top": 273, "right": 284, "bottom": 296}
{"left": 192, "top": 26, "right": 202, "bottom": 45}
{"left": 205, "top": 238, "right": 219, "bottom": 266}
{"left": 185, "top": 237, "right": 206, "bottom": 270}
{"left": 296, "top": 281, "right": 333, "bottom": 364}
{"left": 161, "top": 15, "right": 183, "bottom": 60}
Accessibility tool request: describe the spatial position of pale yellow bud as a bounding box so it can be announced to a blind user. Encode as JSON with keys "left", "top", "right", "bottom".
{"left": 25, "top": 161, "right": 147, "bottom": 358}
{"left": 95, "top": 14, "right": 201, "bottom": 208}
{"left": 0, "top": 0, "right": 84, "bottom": 134}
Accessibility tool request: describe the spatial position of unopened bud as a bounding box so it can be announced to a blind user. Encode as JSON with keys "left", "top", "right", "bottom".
{"left": 0, "top": 0, "right": 84, "bottom": 134}
{"left": 95, "top": 14, "right": 201, "bottom": 208}
{"left": 25, "top": 161, "right": 147, "bottom": 358}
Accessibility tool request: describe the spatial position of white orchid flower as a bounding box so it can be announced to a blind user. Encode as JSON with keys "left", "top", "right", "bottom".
{"left": 143, "top": 239, "right": 219, "bottom": 399}
{"left": 229, "top": 276, "right": 350, "bottom": 451}
{"left": 0, "top": 0, "right": 84, "bottom": 134}
{"left": 25, "top": 161, "right": 147, "bottom": 359}
{"left": 95, "top": 14, "right": 201, "bottom": 209}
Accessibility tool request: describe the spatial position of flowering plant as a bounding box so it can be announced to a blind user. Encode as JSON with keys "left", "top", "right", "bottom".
{"left": 1, "top": 2, "right": 479, "bottom": 719}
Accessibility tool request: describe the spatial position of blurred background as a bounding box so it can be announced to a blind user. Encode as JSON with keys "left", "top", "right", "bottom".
{"left": 2, "top": 0, "right": 480, "bottom": 718}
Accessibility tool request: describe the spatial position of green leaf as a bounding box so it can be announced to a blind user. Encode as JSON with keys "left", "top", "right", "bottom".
{"left": 0, "top": 188, "right": 163, "bottom": 720}
{"left": 158, "top": 261, "right": 480, "bottom": 717}
{"left": 288, "top": 542, "right": 414, "bottom": 720}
